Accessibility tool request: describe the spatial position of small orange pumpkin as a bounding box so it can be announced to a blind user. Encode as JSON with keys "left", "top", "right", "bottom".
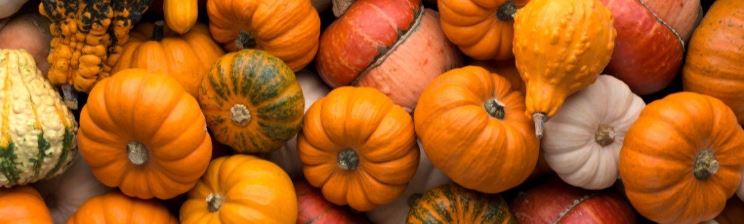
{"left": 0, "top": 186, "right": 52, "bottom": 224}
{"left": 67, "top": 192, "right": 177, "bottom": 224}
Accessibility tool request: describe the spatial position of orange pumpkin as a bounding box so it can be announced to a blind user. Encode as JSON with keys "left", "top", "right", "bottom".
{"left": 67, "top": 192, "right": 177, "bottom": 224}
{"left": 78, "top": 69, "right": 212, "bottom": 199}
{"left": 471, "top": 60, "right": 525, "bottom": 93}
{"left": 414, "top": 66, "right": 538, "bottom": 193}
{"left": 619, "top": 92, "right": 744, "bottom": 224}
{"left": 299, "top": 86, "right": 419, "bottom": 211}
{"left": 0, "top": 186, "right": 52, "bottom": 224}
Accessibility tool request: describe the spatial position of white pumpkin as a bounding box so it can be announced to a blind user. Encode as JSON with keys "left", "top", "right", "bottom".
{"left": 0, "top": 0, "right": 28, "bottom": 19}
{"left": 35, "top": 155, "right": 110, "bottom": 223}
{"left": 367, "top": 142, "right": 450, "bottom": 224}
{"left": 270, "top": 70, "right": 331, "bottom": 178}
{"left": 542, "top": 75, "right": 645, "bottom": 190}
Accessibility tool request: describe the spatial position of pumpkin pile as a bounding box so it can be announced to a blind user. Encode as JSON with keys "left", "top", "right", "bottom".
{"left": 1, "top": 0, "right": 743, "bottom": 223}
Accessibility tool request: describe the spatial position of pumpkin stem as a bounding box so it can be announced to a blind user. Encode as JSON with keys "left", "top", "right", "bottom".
{"left": 230, "top": 104, "right": 251, "bottom": 127}
{"left": 236, "top": 31, "right": 257, "bottom": 49}
{"left": 407, "top": 193, "right": 423, "bottom": 208}
{"left": 60, "top": 85, "right": 79, "bottom": 110}
{"left": 594, "top": 125, "right": 615, "bottom": 147}
{"left": 694, "top": 150, "right": 719, "bottom": 180}
{"left": 206, "top": 193, "right": 224, "bottom": 213}
{"left": 532, "top": 113, "right": 547, "bottom": 140}
{"left": 152, "top": 20, "right": 165, "bottom": 41}
{"left": 496, "top": 0, "right": 518, "bottom": 21}
{"left": 484, "top": 98, "right": 506, "bottom": 119}
{"left": 332, "top": 0, "right": 355, "bottom": 17}
{"left": 126, "top": 141, "right": 148, "bottom": 165}
{"left": 337, "top": 149, "right": 359, "bottom": 170}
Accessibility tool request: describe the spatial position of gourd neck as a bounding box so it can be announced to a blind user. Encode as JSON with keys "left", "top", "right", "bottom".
{"left": 236, "top": 31, "right": 256, "bottom": 49}
{"left": 206, "top": 193, "right": 224, "bottom": 213}
{"left": 332, "top": 0, "right": 355, "bottom": 17}
{"left": 230, "top": 104, "right": 251, "bottom": 127}
{"left": 532, "top": 113, "right": 547, "bottom": 140}
{"left": 152, "top": 21, "right": 165, "bottom": 41}
{"left": 594, "top": 125, "right": 615, "bottom": 146}
{"left": 693, "top": 150, "right": 719, "bottom": 180}
{"left": 337, "top": 149, "right": 359, "bottom": 170}
{"left": 127, "top": 141, "right": 148, "bottom": 165}
{"left": 484, "top": 98, "right": 506, "bottom": 119}
{"left": 496, "top": 0, "right": 518, "bottom": 21}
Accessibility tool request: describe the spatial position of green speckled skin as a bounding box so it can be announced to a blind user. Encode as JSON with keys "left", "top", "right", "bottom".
{"left": 407, "top": 184, "right": 515, "bottom": 224}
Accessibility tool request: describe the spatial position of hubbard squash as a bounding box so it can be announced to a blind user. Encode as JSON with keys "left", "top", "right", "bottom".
{"left": 641, "top": 0, "right": 702, "bottom": 41}
{"left": 407, "top": 184, "right": 515, "bottom": 224}
{"left": 619, "top": 92, "right": 744, "bottom": 224}
{"left": 0, "top": 186, "right": 53, "bottom": 224}
{"left": 163, "top": 0, "right": 197, "bottom": 34}
{"left": 0, "top": 13, "right": 51, "bottom": 74}
{"left": 67, "top": 192, "right": 177, "bottom": 224}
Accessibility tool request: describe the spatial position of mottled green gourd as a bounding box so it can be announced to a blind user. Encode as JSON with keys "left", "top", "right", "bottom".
{"left": 407, "top": 184, "right": 516, "bottom": 224}
{"left": 0, "top": 49, "right": 77, "bottom": 187}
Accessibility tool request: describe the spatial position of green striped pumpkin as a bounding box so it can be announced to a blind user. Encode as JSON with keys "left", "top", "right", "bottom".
{"left": 0, "top": 49, "right": 77, "bottom": 187}
{"left": 199, "top": 49, "right": 304, "bottom": 153}
{"left": 407, "top": 184, "right": 516, "bottom": 224}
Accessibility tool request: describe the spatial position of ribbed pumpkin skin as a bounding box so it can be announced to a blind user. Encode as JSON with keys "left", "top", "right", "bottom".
{"left": 414, "top": 66, "right": 538, "bottom": 193}
{"left": 67, "top": 192, "right": 177, "bottom": 224}
{"left": 407, "top": 184, "right": 515, "bottom": 224}
{"left": 0, "top": 49, "right": 77, "bottom": 187}
{"left": 472, "top": 60, "right": 525, "bottom": 93}
{"left": 513, "top": 0, "right": 616, "bottom": 117}
{"left": 683, "top": 0, "right": 744, "bottom": 124}
{"left": 0, "top": 186, "right": 53, "bottom": 224}
{"left": 619, "top": 92, "right": 744, "bottom": 224}
{"left": 164, "top": 0, "right": 197, "bottom": 34}
{"left": 199, "top": 49, "right": 304, "bottom": 154}
{"left": 207, "top": 0, "right": 321, "bottom": 71}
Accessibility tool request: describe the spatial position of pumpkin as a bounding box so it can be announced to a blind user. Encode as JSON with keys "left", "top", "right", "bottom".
{"left": 472, "top": 60, "right": 525, "bottom": 93}
{"left": 683, "top": 0, "right": 744, "bottom": 125}
{"left": 35, "top": 155, "right": 110, "bottom": 223}
{"left": 78, "top": 69, "right": 212, "bottom": 200}
{"left": 513, "top": 0, "right": 616, "bottom": 138}
{"left": 368, "top": 144, "right": 450, "bottom": 224}
{"left": 299, "top": 86, "right": 419, "bottom": 211}
{"left": 295, "top": 180, "right": 370, "bottom": 224}
{"left": 414, "top": 65, "right": 538, "bottom": 193}
{"left": 316, "top": 0, "right": 462, "bottom": 110}
{"left": 199, "top": 49, "right": 304, "bottom": 154}
{"left": 619, "top": 92, "right": 744, "bottom": 224}
{"left": 0, "top": 49, "right": 77, "bottom": 187}
{"left": 642, "top": 0, "right": 702, "bottom": 41}
{"left": 0, "top": 186, "right": 53, "bottom": 224}
{"left": 67, "top": 192, "right": 177, "bottom": 224}
{"left": 0, "top": 13, "right": 51, "bottom": 74}
{"left": 712, "top": 198, "right": 744, "bottom": 224}
{"left": 180, "top": 155, "right": 297, "bottom": 224}
{"left": 207, "top": 0, "right": 320, "bottom": 71}
{"left": 510, "top": 178, "right": 636, "bottom": 223}
{"left": 164, "top": 0, "right": 197, "bottom": 34}
{"left": 437, "top": 0, "right": 528, "bottom": 60}
{"left": 269, "top": 70, "right": 330, "bottom": 178}
{"left": 542, "top": 75, "right": 645, "bottom": 190}
{"left": 113, "top": 21, "right": 224, "bottom": 98}
{"left": 407, "top": 184, "right": 515, "bottom": 224}
{"left": 0, "top": 0, "right": 27, "bottom": 19}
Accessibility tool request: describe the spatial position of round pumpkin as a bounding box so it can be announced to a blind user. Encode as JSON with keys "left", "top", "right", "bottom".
{"left": 472, "top": 59, "right": 525, "bottom": 93}
{"left": 207, "top": 0, "right": 321, "bottom": 71}
{"left": 299, "top": 86, "right": 419, "bottom": 211}
{"left": 0, "top": 13, "right": 51, "bottom": 74}
{"left": 0, "top": 186, "right": 53, "bottom": 224}
{"left": 180, "top": 155, "right": 297, "bottom": 224}
{"left": 199, "top": 49, "right": 304, "bottom": 154}
{"left": 414, "top": 65, "right": 538, "bottom": 193}
{"left": 407, "top": 184, "right": 515, "bottom": 223}
{"left": 35, "top": 155, "right": 110, "bottom": 223}
{"left": 67, "top": 192, "right": 177, "bottom": 224}
{"left": 295, "top": 180, "right": 370, "bottom": 224}
{"left": 78, "top": 69, "right": 212, "bottom": 200}
{"left": 683, "top": 0, "right": 744, "bottom": 125}
{"left": 619, "top": 92, "right": 744, "bottom": 223}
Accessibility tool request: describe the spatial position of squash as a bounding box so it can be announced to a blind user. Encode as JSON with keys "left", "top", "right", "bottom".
{"left": 180, "top": 155, "right": 297, "bottom": 224}
{"left": 207, "top": 0, "right": 320, "bottom": 71}
{"left": 0, "top": 186, "right": 53, "bottom": 224}
{"left": 113, "top": 21, "right": 224, "bottom": 98}
{"left": 78, "top": 69, "right": 212, "bottom": 200}
{"left": 164, "top": 0, "right": 197, "bottom": 34}
{"left": 512, "top": 0, "right": 616, "bottom": 138}
{"left": 0, "top": 13, "right": 51, "bottom": 74}
{"left": 641, "top": 0, "right": 702, "bottom": 41}
{"left": 299, "top": 86, "right": 418, "bottom": 211}
{"left": 437, "top": 0, "right": 528, "bottom": 60}
{"left": 67, "top": 192, "right": 177, "bottom": 224}
{"left": 317, "top": 0, "right": 462, "bottom": 110}
{"left": 472, "top": 60, "right": 524, "bottom": 93}
{"left": 542, "top": 75, "right": 645, "bottom": 190}
{"left": 199, "top": 49, "right": 304, "bottom": 154}
{"left": 296, "top": 180, "right": 370, "bottom": 224}
{"left": 35, "top": 155, "right": 110, "bottom": 223}
{"left": 414, "top": 65, "right": 538, "bottom": 193}
{"left": 619, "top": 92, "right": 744, "bottom": 224}
{"left": 407, "top": 184, "right": 515, "bottom": 224}
{"left": 0, "top": 49, "right": 77, "bottom": 187}
{"left": 712, "top": 198, "right": 744, "bottom": 224}
{"left": 683, "top": 0, "right": 744, "bottom": 125}
{"left": 0, "top": 0, "right": 27, "bottom": 19}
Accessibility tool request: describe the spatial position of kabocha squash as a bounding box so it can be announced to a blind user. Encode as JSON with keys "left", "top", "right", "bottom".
{"left": 407, "top": 184, "right": 515, "bottom": 224}
{"left": 542, "top": 75, "right": 645, "bottom": 190}
{"left": 299, "top": 86, "right": 419, "bottom": 211}
{"left": 0, "top": 0, "right": 28, "bottom": 19}
{"left": 0, "top": 13, "right": 52, "bottom": 74}
{"left": 317, "top": 0, "right": 462, "bottom": 110}
{"left": 513, "top": 0, "right": 616, "bottom": 138}
{"left": 619, "top": 92, "right": 744, "bottom": 224}
{"left": 0, "top": 186, "right": 53, "bottom": 224}
{"left": 180, "top": 155, "right": 297, "bottom": 224}
{"left": 414, "top": 66, "right": 538, "bottom": 193}
{"left": 35, "top": 155, "right": 110, "bottom": 223}
{"left": 163, "top": 0, "right": 197, "bottom": 34}
{"left": 78, "top": 69, "right": 212, "bottom": 199}
{"left": 113, "top": 21, "right": 224, "bottom": 97}
{"left": 207, "top": 0, "right": 320, "bottom": 71}
{"left": 683, "top": 0, "right": 744, "bottom": 125}
{"left": 67, "top": 192, "right": 177, "bottom": 224}
{"left": 295, "top": 180, "right": 370, "bottom": 224}
{"left": 438, "top": 0, "right": 528, "bottom": 60}
{"left": 200, "top": 49, "right": 304, "bottom": 154}
{"left": 0, "top": 49, "right": 77, "bottom": 187}
{"left": 642, "top": 0, "right": 702, "bottom": 41}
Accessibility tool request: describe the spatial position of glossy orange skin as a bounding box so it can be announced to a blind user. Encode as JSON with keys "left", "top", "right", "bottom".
{"left": 0, "top": 186, "right": 52, "bottom": 224}
{"left": 414, "top": 66, "right": 538, "bottom": 193}
{"left": 619, "top": 92, "right": 744, "bottom": 224}
{"left": 78, "top": 69, "right": 212, "bottom": 200}
{"left": 67, "top": 192, "right": 177, "bottom": 224}
{"left": 163, "top": 0, "right": 197, "bottom": 34}
{"left": 472, "top": 60, "right": 525, "bottom": 93}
